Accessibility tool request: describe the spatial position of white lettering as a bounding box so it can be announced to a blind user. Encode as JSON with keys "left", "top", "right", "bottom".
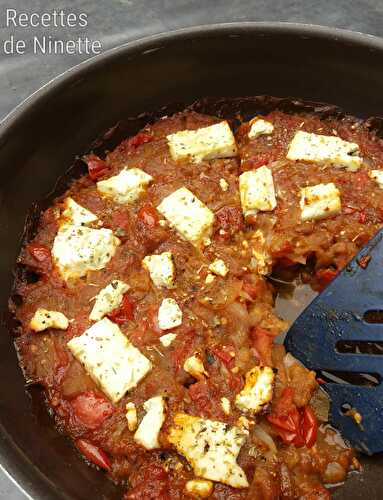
{"left": 6, "top": 8, "right": 17, "bottom": 27}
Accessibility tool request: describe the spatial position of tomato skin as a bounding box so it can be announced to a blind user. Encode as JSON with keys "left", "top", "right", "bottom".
{"left": 250, "top": 327, "right": 274, "bottom": 366}
{"left": 211, "top": 345, "right": 235, "bottom": 368}
{"left": 85, "top": 154, "right": 109, "bottom": 181}
{"left": 108, "top": 295, "right": 135, "bottom": 324}
{"left": 138, "top": 204, "right": 159, "bottom": 227}
{"left": 126, "top": 132, "right": 153, "bottom": 149}
{"left": 268, "top": 388, "right": 318, "bottom": 448}
{"left": 302, "top": 405, "right": 318, "bottom": 448}
{"left": 28, "top": 243, "right": 51, "bottom": 262}
{"left": 70, "top": 391, "right": 114, "bottom": 430}
{"left": 242, "top": 282, "right": 258, "bottom": 300}
{"left": 358, "top": 210, "right": 366, "bottom": 224}
{"left": 75, "top": 439, "right": 111, "bottom": 471}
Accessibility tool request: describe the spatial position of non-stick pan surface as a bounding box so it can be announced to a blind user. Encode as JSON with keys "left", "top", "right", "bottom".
{"left": 0, "top": 23, "right": 382, "bottom": 499}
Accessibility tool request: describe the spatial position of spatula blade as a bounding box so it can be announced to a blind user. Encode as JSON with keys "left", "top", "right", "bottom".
{"left": 285, "top": 228, "right": 383, "bottom": 454}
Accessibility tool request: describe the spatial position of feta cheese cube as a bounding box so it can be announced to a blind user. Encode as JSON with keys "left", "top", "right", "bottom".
{"left": 134, "top": 396, "right": 166, "bottom": 450}
{"left": 142, "top": 251, "right": 176, "bottom": 289}
{"left": 97, "top": 168, "right": 153, "bottom": 205}
{"left": 60, "top": 197, "right": 98, "bottom": 227}
{"left": 157, "top": 187, "right": 214, "bottom": 248}
{"left": 126, "top": 402, "right": 138, "bottom": 432}
{"left": 29, "top": 308, "right": 69, "bottom": 332}
{"left": 158, "top": 298, "right": 183, "bottom": 330}
{"left": 235, "top": 366, "right": 275, "bottom": 414}
{"left": 185, "top": 479, "right": 214, "bottom": 498}
{"left": 239, "top": 166, "right": 277, "bottom": 216}
{"left": 159, "top": 333, "right": 177, "bottom": 347}
{"left": 89, "top": 280, "right": 130, "bottom": 321}
{"left": 208, "top": 258, "right": 228, "bottom": 277}
{"left": 287, "top": 131, "right": 362, "bottom": 171}
{"left": 167, "top": 121, "right": 237, "bottom": 163}
{"left": 248, "top": 118, "right": 274, "bottom": 139}
{"left": 183, "top": 354, "right": 208, "bottom": 380}
{"left": 67, "top": 318, "right": 152, "bottom": 403}
{"left": 300, "top": 182, "right": 341, "bottom": 222}
{"left": 168, "top": 413, "right": 249, "bottom": 488}
{"left": 221, "top": 397, "right": 231, "bottom": 415}
{"left": 52, "top": 225, "right": 120, "bottom": 282}
{"left": 369, "top": 169, "right": 383, "bottom": 189}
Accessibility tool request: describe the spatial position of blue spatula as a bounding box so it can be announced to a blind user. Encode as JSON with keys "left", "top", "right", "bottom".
{"left": 284, "top": 228, "right": 383, "bottom": 454}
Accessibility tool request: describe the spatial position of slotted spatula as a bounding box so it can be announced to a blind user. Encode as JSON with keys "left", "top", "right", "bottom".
{"left": 285, "top": 228, "right": 383, "bottom": 454}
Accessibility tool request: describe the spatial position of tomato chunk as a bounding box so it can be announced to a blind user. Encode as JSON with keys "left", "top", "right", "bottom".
{"left": 138, "top": 204, "right": 159, "bottom": 227}
{"left": 268, "top": 388, "right": 318, "bottom": 448}
{"left": 302, "top": 405, "right": 318, "bottom": 448}
{"left": 108, "top": 295, "right": 135, "bottom": 324}
{"left": 75, "top": 439, "right": 111, "bottom": 471}
{"left": 28, "top": 243, "right": 51, "bottom": 263}
{"left": 71, "top": 391, "right": 114, "bottom": 429}
{"left": 85, "top": 154, "right": 109, "bottom": 181}
{"left": 211, "top": 345, "right": 235, "bottom": 368}
{"left": 126, "top": 132, "right": 154, "bottom": 149}
{"left": 250, "top": 327, "right": 274, "bottom": 366}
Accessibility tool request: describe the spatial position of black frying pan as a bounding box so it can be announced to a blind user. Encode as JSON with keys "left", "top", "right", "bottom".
{"left": 0, "top": 23, "right": 382, "bottom": 499}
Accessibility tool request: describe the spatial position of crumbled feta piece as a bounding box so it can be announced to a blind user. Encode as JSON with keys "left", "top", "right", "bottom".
{"left": 236, "top": 416, "right": 253, "bottom": 431}
{"left": 208, "top": 259, "right": 228, "bottom": 277}
{"left": 239, "top": 167, "right": 277, "bottom": 217}
{"left": 157, "top": 187, "right": 214, "bottom": 248}
{"left": 185, "top": 479, "right": 214, "bottom": 498}
{"left": 167, "top": 121, "right": 237, "bottom": 163}
{"left": 219, "top": 178, "right": 229, "bottom": 191}
{"left": 134, "top": 396, "right": 166, "bottom": 450}
{"left": 205, "top": 273, "right": 215, "bottom": 284}
{"left": 300, "top": 182, "right": 341, "bottom": 222}
{"left": 52, "top": 225, "right": 120, "bottom": 282}
{"left": 97, "top": 168, "right": 153, "bottom": 204}
{"left": 158, "top": 298, "right": 183, "bottom": 330}
{"left": 60, "top": 197, "right": 98, "bottom": 226}
{"left": 168, "top": 413, "right": 249, "bottom": 488}
{"left": 248, "top": 118, "right": 274, "bottom": 139}
{"left": 142, "top": 251, "right": 176, "bottom": 289}
{"left": 29, "top": 308, "right": 69, "bottom": 332}
{"left": 89, "top": 280, "right": 129, "bottom": 321}
{"left": 369, "top": 169, "right": 383, "bottom": 189}
{"left": 159, "top": 333, "right": 177, "bottom": 347}
{"left": 221, "top": 397, "right": 231, "bottom": 415}
{"left": 250, "top": 230, "right": 272, "bottom": 275}
{"left": 67, "top": 318, "right": 152, "bottom": 403}
{"left": 287, "top": 131, "right": 362, "bottom": 171}
{"left": 183, "top": 354, "right": 208, "bottom": 380}
{"left": 126, "top": 402, "right": 138, "bottom": 432}
{"left": 235, "top": 366, "right": 275, "bottom": 414}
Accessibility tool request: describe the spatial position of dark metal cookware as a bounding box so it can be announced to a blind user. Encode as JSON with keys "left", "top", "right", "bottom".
{"left": 0, "top": 23, "right": 382, "bottom": 499}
